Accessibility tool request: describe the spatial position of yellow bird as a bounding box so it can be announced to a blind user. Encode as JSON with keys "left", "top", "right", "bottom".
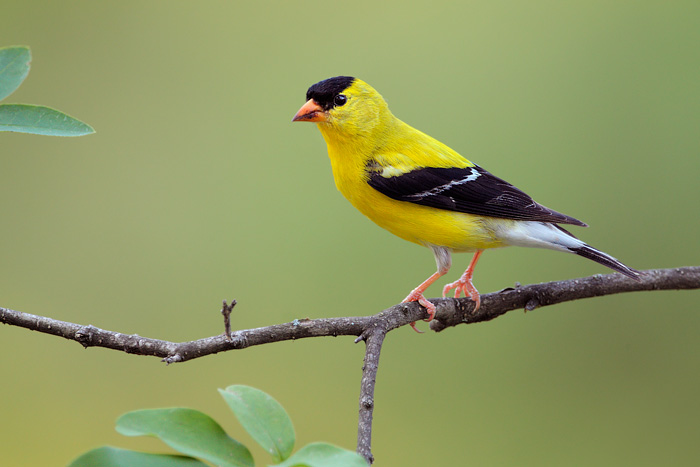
{"left": 293, "top": 76, "right": 639, "bottom": 332}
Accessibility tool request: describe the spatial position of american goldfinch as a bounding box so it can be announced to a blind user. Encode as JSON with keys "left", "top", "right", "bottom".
{"left": 293, "top": 76, "right": 639, "bottom": 332}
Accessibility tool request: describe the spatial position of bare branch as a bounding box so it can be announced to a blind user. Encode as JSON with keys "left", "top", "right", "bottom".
{"left": 355, "top": 325, "right": 388, "bottom": 464}
{"left": 2, "top": 268, "right": 697, "bottom": 363}
{"left": 2, "top": 267, "right": 699, "bottom": 464}
{"left": 428, "top": 266, "right": 700, "bottom": 332}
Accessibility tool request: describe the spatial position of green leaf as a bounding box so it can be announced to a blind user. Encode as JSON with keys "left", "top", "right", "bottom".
{"left": 274, "top": 443, "right": 368, "bottom": 467}
{"left": 67, "top": 446, "right": 209, "bottom": 467}
{"left": 0, "top": 104, "right": 94, "bottom": 136}
{"left": 0, "top": 46, "right": 30, "bottom": 101}
{"left": 115, "top": 408, "right": 254, "bottom": 467}
{"left": 220, "top": 385, "right": 295, "bottom": 462}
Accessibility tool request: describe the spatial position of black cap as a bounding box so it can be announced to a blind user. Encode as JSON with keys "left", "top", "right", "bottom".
{"left": 306, "top": 76, "right": 355, "bottom": 110}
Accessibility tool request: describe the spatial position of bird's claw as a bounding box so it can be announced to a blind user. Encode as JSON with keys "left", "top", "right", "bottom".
{"left": 443, "top": 279, "right": 481, "bottom": 311}
{"left": 403, "top": 289, "right": 436, "bottom": 333}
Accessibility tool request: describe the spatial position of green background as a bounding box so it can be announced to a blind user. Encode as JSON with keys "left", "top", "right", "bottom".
{"left": 2, "top": 1, "right": 699, "bottom": 466}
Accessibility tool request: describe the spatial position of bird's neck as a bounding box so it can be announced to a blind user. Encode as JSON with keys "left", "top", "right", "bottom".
{"left": 317, "top": 115, "right": 400, "bottom": 201}
{"left": 321, "top": 109, "right": 403, "bottom": 153}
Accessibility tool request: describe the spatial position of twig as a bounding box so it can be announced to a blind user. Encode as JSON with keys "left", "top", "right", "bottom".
{"left": 2, "top": 267, "right": 699, "bottom": 464}
{"left": 221, "top": 299, "right": 236, "bottom": 341}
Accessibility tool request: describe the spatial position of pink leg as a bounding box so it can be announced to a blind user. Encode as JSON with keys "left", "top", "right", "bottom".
{"left": 403, "top": 270, "right": 446, "bottom": 333}
{"left": 442, "top": 250, "right": 483, "bottom": 311}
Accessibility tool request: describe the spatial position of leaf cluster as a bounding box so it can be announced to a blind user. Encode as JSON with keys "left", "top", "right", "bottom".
{"left": 68, "top": 385, "right": 367, "bottom": 467}
{"left": 0, "top": 46, "right": 93, "bottom": 136}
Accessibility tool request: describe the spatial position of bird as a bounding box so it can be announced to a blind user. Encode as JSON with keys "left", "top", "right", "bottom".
{"left": 292, "top": 76, "right": 640, "bottom": 332}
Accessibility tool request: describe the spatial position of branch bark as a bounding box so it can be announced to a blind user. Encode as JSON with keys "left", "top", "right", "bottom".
{"left": 2, "top": 266, "right": 699, "bottom": 464}
{"left": 355, "top": 324, "right": 387, "bottom": 464}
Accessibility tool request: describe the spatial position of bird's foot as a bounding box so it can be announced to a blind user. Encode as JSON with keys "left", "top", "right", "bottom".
{"left": 443, "top": 278, "right": 481, "bottom": 311}
{"left": 403, "top": 289, "right": 436, "bottom": 333}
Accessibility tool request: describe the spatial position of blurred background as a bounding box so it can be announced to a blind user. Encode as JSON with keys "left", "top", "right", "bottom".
{"left": 2, "top": 1, "right": 699, "bottom": 466}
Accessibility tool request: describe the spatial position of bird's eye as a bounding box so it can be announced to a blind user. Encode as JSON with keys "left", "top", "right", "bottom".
{"left": 334, "top": 94, "right": 347, "bottom": 107}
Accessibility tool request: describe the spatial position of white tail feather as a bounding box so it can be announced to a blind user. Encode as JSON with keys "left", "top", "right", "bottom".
{"left": 496, "top": 221, "right": 640, "bottom": 279}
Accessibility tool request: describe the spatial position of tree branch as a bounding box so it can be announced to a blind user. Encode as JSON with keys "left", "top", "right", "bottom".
{"left": 2, "top": 268, "right": 696, "bottom": 361}
{"left": 429, "top": 266, "right": 700, "bottom": 331}
{"left": 355, "top": 324, "right": 387, "bottom": 464}
{"left": 2, "top": 266, "right": 699, "bottom": 464}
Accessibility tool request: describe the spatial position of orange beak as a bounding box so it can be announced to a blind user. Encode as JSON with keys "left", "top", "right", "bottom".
{"left": 292, "top": 99, "right": 326, "bottom": 122}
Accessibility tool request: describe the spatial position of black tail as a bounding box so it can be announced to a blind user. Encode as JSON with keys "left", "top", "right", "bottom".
{"left": 569, "top": 245, "right": 641, "bottom": 280}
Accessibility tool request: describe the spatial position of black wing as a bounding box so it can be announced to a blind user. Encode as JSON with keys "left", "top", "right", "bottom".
{"left": 366, "top": 164, "right": 587, "bottom": 226}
